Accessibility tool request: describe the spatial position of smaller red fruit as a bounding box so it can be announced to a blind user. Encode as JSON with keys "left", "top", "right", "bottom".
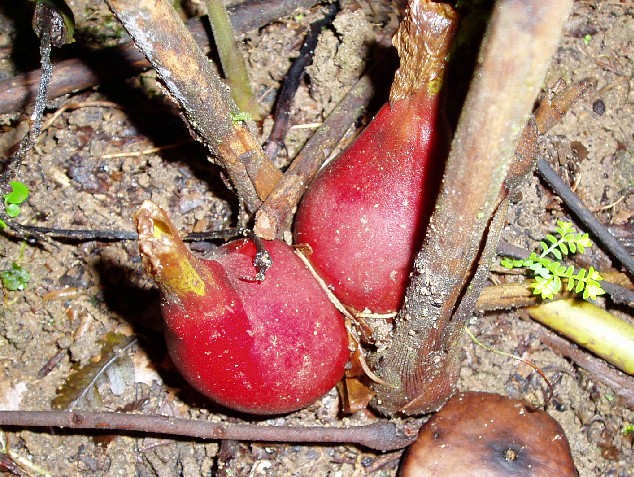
{"left": 135, "top": 201, "right": 349, "bottom": 415}
{"left": 293, "top": 1, "right": 458, "bottom": 314}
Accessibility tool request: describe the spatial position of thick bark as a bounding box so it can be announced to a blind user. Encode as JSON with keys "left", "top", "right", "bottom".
{"left": 371, "top": 0, "right": 574, "bottom": 415}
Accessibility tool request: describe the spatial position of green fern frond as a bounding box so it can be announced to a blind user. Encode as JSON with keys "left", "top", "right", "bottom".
{"left": 499, "top": 221, "right": 605, "bottom": 301}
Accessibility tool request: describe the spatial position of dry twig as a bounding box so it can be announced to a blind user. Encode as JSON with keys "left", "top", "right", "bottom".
{"left": 0, "top": 411, "right": 417, "bottom": 452}
{"left": 104, "top": 0, "right": 281, "bottom": 215}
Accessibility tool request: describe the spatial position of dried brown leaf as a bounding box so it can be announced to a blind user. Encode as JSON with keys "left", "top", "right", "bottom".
{"left": 52, "top": 333, "right": 136, "bottom": 410}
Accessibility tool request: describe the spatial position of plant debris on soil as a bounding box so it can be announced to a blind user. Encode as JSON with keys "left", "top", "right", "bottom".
{"left": 0, "top": 1, "right": 633, "bottom": 476}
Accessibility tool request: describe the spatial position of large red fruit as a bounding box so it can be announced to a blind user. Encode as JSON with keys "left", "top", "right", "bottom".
{"left": 293, "top": 1, "right": 457, "bottom": 314}
{"left": 135, "top": 201, "right": 349, "bottom": 415}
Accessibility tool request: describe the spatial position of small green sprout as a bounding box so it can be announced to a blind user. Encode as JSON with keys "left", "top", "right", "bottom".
{"left": 230, "top": 111, "right": 252, "bottom": 124}
{"left": 0, "top": 181, "right": 30, "bottom": 228}
{"left": 500, "top": 221, "right": 605, "bottom": 301}
{"left": 0, "top": 263, "right": 31, "bottom": 291}
{"left": 583, "top": 34, "right": 592, "bottom": 46}
{"left": 623, "top": 424, "right": 634, "bottom": 436}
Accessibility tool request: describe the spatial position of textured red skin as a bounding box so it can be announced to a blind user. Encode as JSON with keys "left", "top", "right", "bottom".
{"left": 160, "top": 239, "right": 349, "bottom": 415}
{"left": 294, "top": 91, "right": 447, "bottom": 314}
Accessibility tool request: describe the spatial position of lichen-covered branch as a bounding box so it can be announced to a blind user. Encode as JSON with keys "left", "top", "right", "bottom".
{"left": 371, "top": 0, "right": 574, "bottom": 415}
{"left": 104, "top": 0, "right": 281, "bottom": 214}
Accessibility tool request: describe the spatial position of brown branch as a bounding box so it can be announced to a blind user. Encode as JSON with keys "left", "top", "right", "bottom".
{"left": 371, "top": 0, "right": 574, "bottom": 415}
{"left": 104, "top": 0, "right": 281, "bottom": 215}
{"left": 0, "top": 410, "right": 417, "bottom": 452}
{"left": 475, "top": 276, "right": 634, "bottom": 312}
{"left": 254, "top": 74, "right": 375, "bottom": 239}
{"left": 0, "top": 0, "right": 321, "bottom": 115}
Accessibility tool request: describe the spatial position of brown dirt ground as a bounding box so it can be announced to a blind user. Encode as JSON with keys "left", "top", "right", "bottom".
{"left": 0, "top": 0, "right": 633, "bottom": 476}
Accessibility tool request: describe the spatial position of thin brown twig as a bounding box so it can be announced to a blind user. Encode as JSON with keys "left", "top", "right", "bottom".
{"left": 0, "top": 219, "right": 245, "bottom": 242}
{"left": 0, "top": 411, "right": 416, "bottom": 452}
{"left": 536, "top": 327, "right": 634, "bottom": 408}
{"left": 364, "top": 451, "right": 404, "bottom": 473}
{"left": 263, "top": 3, "right": 339, "bottom": 162}
{"left": 101, "top": 138, "right": 193, "bottom": 159}
{"left": 254, "top": 74, "right": 375, "bottom": 239}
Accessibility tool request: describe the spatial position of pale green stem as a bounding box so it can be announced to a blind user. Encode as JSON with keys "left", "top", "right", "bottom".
{"left": 528, "top": 299, "right": 634, "bottom": 375}
{"left": 205, "top": 0, "right": 261, "bottom": 119}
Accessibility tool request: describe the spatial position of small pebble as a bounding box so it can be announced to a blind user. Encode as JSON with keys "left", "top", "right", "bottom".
{"left": 592, "top": 99, "right": 605, "bottom": 116}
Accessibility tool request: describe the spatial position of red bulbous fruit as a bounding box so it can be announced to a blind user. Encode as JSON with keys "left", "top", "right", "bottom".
{"left": 294, "top": 94, "right": 447, "bottom": 314}
{"left": 294, "top": 1, "right": 458, "bottom": 314}
{"left": 135, "top": 201, "right": 349, "bottom": 415}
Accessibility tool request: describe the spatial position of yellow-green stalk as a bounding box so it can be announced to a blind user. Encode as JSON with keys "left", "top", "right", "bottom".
{"left": 528, "top": 299, "right": 634, "bottom": 375}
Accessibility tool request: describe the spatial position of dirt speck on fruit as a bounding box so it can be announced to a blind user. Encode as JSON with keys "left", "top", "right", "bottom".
{"left": 0, "top": 1, "right": 632, "bottom": 476}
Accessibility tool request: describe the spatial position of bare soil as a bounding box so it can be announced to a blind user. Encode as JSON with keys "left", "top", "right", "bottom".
{"left": 0, "top": 1, "right": 632, "bottom": 476}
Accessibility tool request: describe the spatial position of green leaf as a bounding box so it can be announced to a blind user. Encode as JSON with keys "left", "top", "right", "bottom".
{"left": 551, "top": 248, "right": 562, "bottom": 261}
{"left": 531, "top": 275, "right": 561, "bottom": 299}
{"left": 4, "top": 181, "right": 29, "bottom": 204}
{"left": 230, "top": 111, "right": 253, "bottom": 124}
{"left": 587, "top": 266, "right": 603, "bottom": 281}
{"left": 557, "top": 221, "right": 573, "bottom": 234}
{"left": 529, "top": 262, "right": 550, "bottom": 278}
{"left": 546, "top": 234, "right": 558, "bottom": 245}
{"left": 5, "top": 203, "right": 20, "bottom": 218}
{"left": 575, "top": 234, "right": 592, "bottom": 254}
{"left": 0, "top": 263, "right": 31, "bottom": 291}
{"left": 584, "top": 281, "right": 605, "bottom": 300}
{"left": 578, "top": 233, "right": 592, "bottom": 248}
{"left": 500, "top": 258, "right": 515, "bottom": 269}
{"left": 575, "top": 280, "right": 584, "bottom": 294}
{"left": 567, "top": 276, "right": 576, "bottom": 291}
{"left": 559, "top": 242, "right": 568, "bottom": 256}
